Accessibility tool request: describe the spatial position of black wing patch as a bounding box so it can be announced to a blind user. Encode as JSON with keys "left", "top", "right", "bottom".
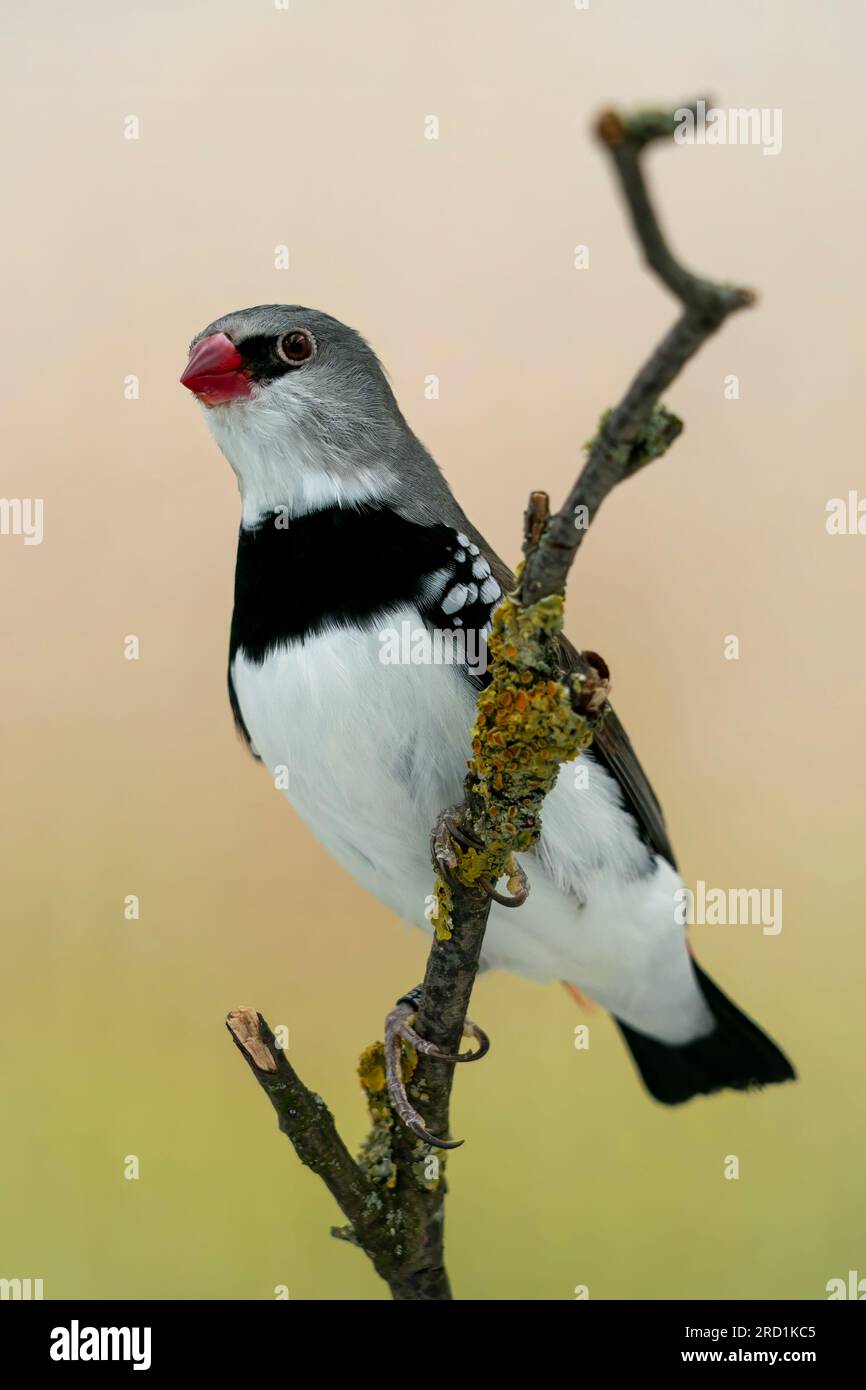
{"left": 417, "top": 527, "right": 503, "bottom": 634}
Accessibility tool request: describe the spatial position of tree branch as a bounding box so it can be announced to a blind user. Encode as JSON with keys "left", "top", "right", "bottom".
{"left": 519, "top": 102, "right": 754, "bottom": 607}
{"left": 226, "top": 99, "right": 756, "bottom": 1300}
{"left": 226, "top": 1007, "right": 452, "bottom": 1298}
{"left": 225, "top": 1012, "right": 384, "bottom": 1261}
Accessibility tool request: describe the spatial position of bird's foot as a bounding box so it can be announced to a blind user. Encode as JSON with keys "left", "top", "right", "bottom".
{"left": 480, "top": 862, "right": 530, "bottom": 908}
{"left": 431, "top": 803, "right": 530, "bottom": 908}
{"left": 384, "top": 985, "right": 490, "bottom": 1150}
{"left": 430, "top": 803, "right": 478, "bottom": 885}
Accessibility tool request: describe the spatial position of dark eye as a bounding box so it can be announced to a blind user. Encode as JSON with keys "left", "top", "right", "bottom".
{"left": 276, "top": 330, "right": 316, "bottom": 366}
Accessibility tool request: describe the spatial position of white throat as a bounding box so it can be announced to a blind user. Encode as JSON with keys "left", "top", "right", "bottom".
{"left": 203, "top": 390, "right": 397, "bottom": 527}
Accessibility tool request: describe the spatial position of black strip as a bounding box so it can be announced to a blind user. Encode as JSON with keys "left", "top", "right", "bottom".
{"left": 6, "top": 1298, "right": 853, "bottom": 1370}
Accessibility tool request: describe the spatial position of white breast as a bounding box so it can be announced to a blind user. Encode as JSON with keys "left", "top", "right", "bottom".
{"left": 231, "top": 606, "right": 472, "bottom": 897}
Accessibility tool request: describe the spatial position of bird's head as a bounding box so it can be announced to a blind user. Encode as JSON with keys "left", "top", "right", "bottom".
{"left": 181, "top": 304, "right": 416, "bottom": 524}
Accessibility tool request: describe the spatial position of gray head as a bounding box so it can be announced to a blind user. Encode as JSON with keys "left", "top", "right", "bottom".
{"left": 181, "top": 304, "right": 449, "bottom": 527}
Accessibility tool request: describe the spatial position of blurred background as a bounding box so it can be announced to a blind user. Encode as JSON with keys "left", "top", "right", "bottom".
{"left": 2, "top": 0, "right": 864, "bottom": 1300}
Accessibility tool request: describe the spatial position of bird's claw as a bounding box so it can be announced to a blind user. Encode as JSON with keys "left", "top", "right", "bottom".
{"left": 431, "top": 804, "right": 531, "bottom": 907}
{"left": 431, "top": 803, "right": 478, "bottom": 889}
{"left": 383, "top": 996, "right": 490, "bottom": 1150}
{"left": 478, "top": 860, "right": 530, "bottom": 908}
{"left": 390, "top": 1002, "right": 490, "bottom": 1066}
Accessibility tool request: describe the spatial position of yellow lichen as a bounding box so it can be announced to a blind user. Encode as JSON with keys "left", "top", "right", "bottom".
{"left": 358, "top": 1039, "right": 416, "bottom": 1100}
{"left": 430, "top": 877, "right": 454, "bottom": 941}
{"left": 356, "top": 1040, "right": 442, "bottom": 1193}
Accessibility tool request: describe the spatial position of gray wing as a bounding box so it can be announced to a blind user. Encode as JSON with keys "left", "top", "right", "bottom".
{"left": 558, "top": 634, "right": 677, "bottom": 868}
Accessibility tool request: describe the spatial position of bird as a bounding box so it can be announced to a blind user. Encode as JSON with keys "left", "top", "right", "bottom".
{"left": 180, "top": 303, "right": 795, "bottom": 1139}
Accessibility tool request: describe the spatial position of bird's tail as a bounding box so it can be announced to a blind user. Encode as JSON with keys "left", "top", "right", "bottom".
{"left": 612, "top": 965, "right": 796, "bottom": 1105}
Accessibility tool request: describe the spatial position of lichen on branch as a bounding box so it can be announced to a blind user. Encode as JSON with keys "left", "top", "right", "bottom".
{"left": 357, "top": 1042, "right": 442, "bottom": 1194}
{"left": 434, "top": 582, "right": 601, "bottom": 934}
{"left": 591, "top": 401, "right": 684, "bottom": 479}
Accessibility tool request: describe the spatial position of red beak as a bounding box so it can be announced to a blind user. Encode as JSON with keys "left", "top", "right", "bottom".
{"left": 180, "top": 333, "right": 252, "bottom": 405}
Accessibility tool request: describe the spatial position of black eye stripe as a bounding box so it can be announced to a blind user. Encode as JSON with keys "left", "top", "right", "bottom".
{"left": 234, "top": 333, "right": 302, "bottom": 382}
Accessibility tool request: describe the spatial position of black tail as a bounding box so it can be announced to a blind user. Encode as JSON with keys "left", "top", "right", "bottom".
{"left": 616, "top": 965, "right": 796, "bottom": 1105}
